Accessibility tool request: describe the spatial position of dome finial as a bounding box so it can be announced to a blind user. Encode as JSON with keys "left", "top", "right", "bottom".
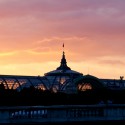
{"left": 62, "top": 43, "right": 64, "bottom": 52}
{"left": 62, "top": 43, "right": 65, "bottom": 58}
{"left": 56, "top": 43, "right": 71, "bottom": 70}
{"left": 63, "top": 43, "right": 64, "bottom": 48}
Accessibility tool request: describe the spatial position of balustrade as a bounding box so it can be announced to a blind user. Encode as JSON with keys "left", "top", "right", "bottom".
{"left": 0, "top": 104, "right": 125, "bottom": 124}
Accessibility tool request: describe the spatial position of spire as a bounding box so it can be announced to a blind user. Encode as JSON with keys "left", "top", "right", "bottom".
{"left": 56, "top": 43, "right": 71, "bottom": 71}
{"left": 61, "top": 51, "right": 67, "bottom": 67}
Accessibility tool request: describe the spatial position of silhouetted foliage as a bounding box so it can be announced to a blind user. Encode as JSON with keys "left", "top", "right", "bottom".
{"left": 0, "top": 87, "right": 125, "bottom": 106}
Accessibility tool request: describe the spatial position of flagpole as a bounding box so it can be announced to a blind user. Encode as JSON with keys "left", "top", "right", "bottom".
{"left": 63, "top": 43, "right": 64, "bottom": 52}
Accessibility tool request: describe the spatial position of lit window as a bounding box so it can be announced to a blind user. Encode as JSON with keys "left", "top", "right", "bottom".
{"left": 78, "top": 83, "right": 92, "bottom": 91}
{"left": 37, "top": 85, "right": 46, "bottom": 91}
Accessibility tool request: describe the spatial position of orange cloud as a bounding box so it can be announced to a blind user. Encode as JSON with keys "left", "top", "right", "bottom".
{"left": 0, "top": 51, "right": 17, "bottom": 57}
{"left": 0, "top": 0, "right": 125, "bottom": 78}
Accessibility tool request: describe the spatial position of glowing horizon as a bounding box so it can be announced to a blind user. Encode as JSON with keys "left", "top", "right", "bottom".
{"left": 0, "top": 0, "right": 125, "bottom": 79}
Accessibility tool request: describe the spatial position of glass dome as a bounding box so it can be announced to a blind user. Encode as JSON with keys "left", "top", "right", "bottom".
{"left": 44, "top": 51, "right": 83, "bottom": 93}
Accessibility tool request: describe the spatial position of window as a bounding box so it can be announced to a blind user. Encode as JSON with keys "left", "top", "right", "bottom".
{"left": 78, "top": 83, "right": 92, "bottom": 91}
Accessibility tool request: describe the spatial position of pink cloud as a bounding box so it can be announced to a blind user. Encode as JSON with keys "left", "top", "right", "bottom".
{"left": 99, "top": 59, "right": 125, "bottom": 66}
{"left": 0, "top": 0, "right": 125, "bottom": 77}
{"left": 0, "top": 0, "right": 125, "bottom": 18}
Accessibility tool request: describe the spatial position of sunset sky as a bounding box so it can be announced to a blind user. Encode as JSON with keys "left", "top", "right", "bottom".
{"left": 0, "top": 0, "right": 125, "bottom": 79}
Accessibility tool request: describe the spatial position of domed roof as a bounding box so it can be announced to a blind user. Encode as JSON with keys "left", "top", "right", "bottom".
{"left": 44, "top": 51, "right": 83, "bottom": 77}
{"left": 75, "top": 74, "right": 101, "bottom": 81}
{"left": 74, "top": 74, "right": 104, "bottom": 89}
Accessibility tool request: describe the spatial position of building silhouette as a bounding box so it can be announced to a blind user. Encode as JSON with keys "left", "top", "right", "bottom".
{"left": 0, "top": 49, "right": 125, "bottom": 93}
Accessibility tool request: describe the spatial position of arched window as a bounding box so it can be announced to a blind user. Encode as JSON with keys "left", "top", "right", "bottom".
{"left": 78, "top": 83, "right": 92, "bottom": 91}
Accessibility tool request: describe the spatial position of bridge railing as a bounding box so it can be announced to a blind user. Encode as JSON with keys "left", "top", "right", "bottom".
{"left": 1, "top": 104, "right": 125, "bottom": 123}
